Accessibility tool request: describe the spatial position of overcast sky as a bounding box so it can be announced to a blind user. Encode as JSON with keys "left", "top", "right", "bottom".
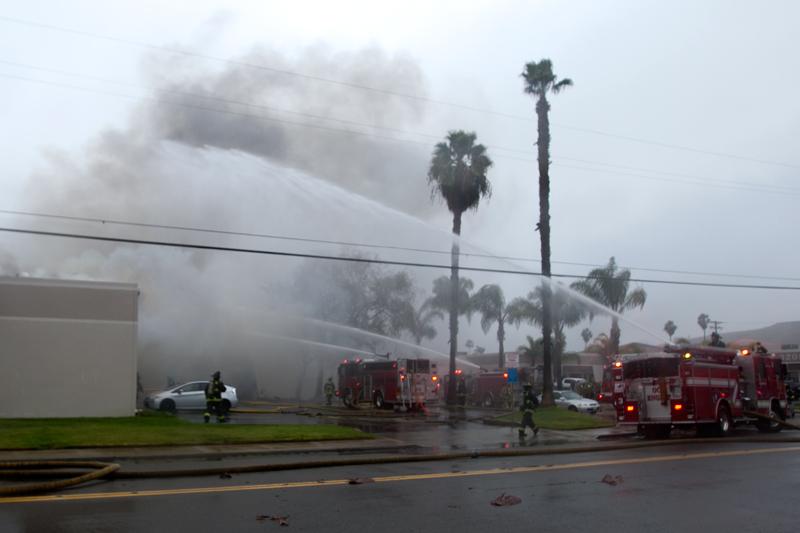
{"left": 2, "top": 0, "right": 799, "bottom": 354}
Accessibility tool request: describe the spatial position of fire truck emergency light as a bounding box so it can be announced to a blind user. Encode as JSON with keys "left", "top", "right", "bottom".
{"left": 740, "top": 349, "right": 751, "bottom": 356}
{"left": 682, "top": 352, "right": 692, "bottom": 360}
{"left": 673, "top": 403, "right": 684, "bottom": 411}
{"left": 431, "top": 376, "right": 438, "bottom": 382}
{"left": 613, "top": 361, "right": 622, "bottom": 368}
{"left": 503, "top": 372, "right": 509, "bottom": 380}
{"left": 625, "top": 405, "right": 635, "bottom": 412}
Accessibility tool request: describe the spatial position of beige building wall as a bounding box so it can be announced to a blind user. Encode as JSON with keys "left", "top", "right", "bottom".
{"left": 0, "top": 277, "right": 138, "bottom": 418}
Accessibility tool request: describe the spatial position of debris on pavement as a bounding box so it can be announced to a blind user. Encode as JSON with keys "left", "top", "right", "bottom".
{"left": 490, "top": 493, "right": 522, "bottom": 506}
{"left": 601, "top": 474, "right": 624, "bottom": 486}
{"left": 256, "top": 515, "right": 290, "bottom": 526}
{"left": 348, "top": 477, "right": 375, "bottom": 485}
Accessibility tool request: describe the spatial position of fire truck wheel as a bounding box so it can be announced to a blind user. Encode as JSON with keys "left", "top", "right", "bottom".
{"left": 642, "top": 424, "right": 671, "bottom": 439}
{"left": 342, "top": 389, "right": 354, "bottom": 408}
{"left": 373, "top": 392, "right": 385, "bottom": 409}
{"left": 756, "top": 402, "right": 784, "bottom": 433}
{"left": 716, "top": 405, "right": 733, "bottom": 437}
{"left": 482, "top": 394, "right": 494, "bottom": 408}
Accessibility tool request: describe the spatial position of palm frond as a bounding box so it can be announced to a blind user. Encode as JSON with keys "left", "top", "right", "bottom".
{"left": 552, "top": 78, "right": 573, "bottom": 94}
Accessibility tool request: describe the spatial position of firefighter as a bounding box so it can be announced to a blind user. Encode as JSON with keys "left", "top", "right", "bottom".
{"left": 754, "top": 342, "right": 768, "bottom": 354}
{"left": 710, "top": 331, "right": 726, "bottom": 347}
{"left": 204, "top": 371, "right": 227, "bottom": 423}
{"left": 324, "top": 377, "right": 335, "bottom": 406}
{"left": 518, "top": 384, "right": 539, "bottom": 438}
{"left": 456, "top": 376, "right": 467, "bottom": 407}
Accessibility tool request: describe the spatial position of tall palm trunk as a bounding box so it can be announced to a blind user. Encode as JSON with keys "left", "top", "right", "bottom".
{"left": 447, "top": 212, "right": 462, "bottom": 405}
{"left": 497, "top": 318, "right": 505, "bottom": 369}
{"left": 610, "top": 317, "right": 621, "bottom": 358}
{"left": 537, "top": 95, "right": 554, "bottom": 406}
{"left": 554, "top": 326, "right": 564, "bottom": 387}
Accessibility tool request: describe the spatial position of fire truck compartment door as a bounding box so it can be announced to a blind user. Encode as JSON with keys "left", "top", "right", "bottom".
{"left": 643, "top": 381, "right": 671, "bottom": 421}
{"left": 410, "top": 374, "right": 427, "bottom": 401}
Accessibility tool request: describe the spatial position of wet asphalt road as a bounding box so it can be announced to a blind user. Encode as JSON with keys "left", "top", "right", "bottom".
{"left": 3, "top": 440, "right": 799, "bottom": 533}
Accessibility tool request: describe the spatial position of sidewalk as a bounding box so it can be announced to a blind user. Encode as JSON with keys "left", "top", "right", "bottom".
{"left": 0, "top": 437, "right": 410, "bottom": 463}
{"left": 0, "top": 424, "right": 631, "bottom": 463}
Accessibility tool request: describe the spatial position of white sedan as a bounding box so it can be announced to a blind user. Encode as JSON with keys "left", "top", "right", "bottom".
{"left": 144, "top": 381, "right": 238, "bottom": 413}
{"left": 540, "top": 390, "right": 599, "bottom": 414}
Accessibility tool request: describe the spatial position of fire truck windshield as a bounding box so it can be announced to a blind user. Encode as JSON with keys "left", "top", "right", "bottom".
{"left": 623, "top": 358, "right": 679, "bottom": 380}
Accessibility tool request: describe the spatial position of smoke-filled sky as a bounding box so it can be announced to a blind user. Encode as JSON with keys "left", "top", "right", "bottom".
{"left": 2, "top": 0, "right": 800, "bottom": 363}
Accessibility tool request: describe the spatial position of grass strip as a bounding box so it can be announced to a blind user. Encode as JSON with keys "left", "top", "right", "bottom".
{"left": 491, "top": 407, "right": 615, "bottom": 430}
{"left": 0, "top": 413, "right": 371, "bottom": 450}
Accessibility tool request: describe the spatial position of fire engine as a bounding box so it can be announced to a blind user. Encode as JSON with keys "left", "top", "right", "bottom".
{"left": 442, "top": 370, "right": 512, "bottom": 407}
{"left": 615, "top": 344, "right": 788, "bottom": 438}
{"left": 471, "top": 371, "right": 511, "bottom": 407}
{"left": 336, "top": 357, "right": 438, "bottom": 410}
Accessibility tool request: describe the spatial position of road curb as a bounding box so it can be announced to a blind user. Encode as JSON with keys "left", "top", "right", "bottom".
{"left": 0, "top": 439, "right": 412, "bottom": 463}
{"left": 82, "top": 435, "right": 800, "bottom": 479}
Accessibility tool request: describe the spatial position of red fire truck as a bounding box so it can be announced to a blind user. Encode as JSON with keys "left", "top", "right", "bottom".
{"left": 336, "top": 358, "right": 439, "bottom": 409}
{"left": 442, "top": 370, "right": 512, "bottom": 407}
{"left": 471, "top": 371, "right": 511, "bottom": 407}
{"left": 615, "top": 345, "right": 788, "bottom": 438}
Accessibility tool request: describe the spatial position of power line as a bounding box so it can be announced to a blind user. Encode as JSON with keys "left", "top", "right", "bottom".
{"left": 0, "top": 59, "right": 446, "bottom": 144}
{"left": 2, "top": 225, "right": 800, "bottom": 291}
{"left": 1, "top": 71, "right": 797, "bottom": 198}
{"left": 553, "top": 162, "right": 800, "bottom": 197}
{"left": 3, "top": 58, "right": 799, "bottom": 196}
{"left": 1, "top": 14, "right": 798, "bottom": 170}
{"left": 0, "top": 72, "right": 437, "bottom": 150}
{"left": 553, "top": 155, "right": 800, "bottom": 194}
{"left": 3, "top": 207, "right": 800, "bottom": 283}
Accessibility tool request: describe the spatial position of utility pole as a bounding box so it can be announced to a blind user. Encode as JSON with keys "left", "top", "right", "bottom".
{"left": 710, "top": 320, "right": 724, "bottom": 334}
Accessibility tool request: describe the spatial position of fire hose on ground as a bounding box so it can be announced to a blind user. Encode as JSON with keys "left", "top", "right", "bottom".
{"left": 0, "top": 461, "right": 120, "bottom": 497}
{"left": 3, "top": 429, "right": 800, "bottom": 497}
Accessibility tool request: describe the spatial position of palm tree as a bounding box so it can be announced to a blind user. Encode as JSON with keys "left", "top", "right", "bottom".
{"left": 406, "top": 299, "right": 443, "bottom": 345}
{"left": 471, "top": 284, "right": 513, "bottom": 369}
{"left": 521, "top": 59, "right": 572, "bottom": 406}
{"left": 508, "top": 285, "right": 586, "bottom": 392}
{"left": 586, "top": 333, "right": 611, "bottom": 354}
{"left": 664, "top": 320, "right": 677, "bottom": 342}
{"left": 697, "top": 313, "right": 710, "bottom": 341}
{"left": 581, "top": 328, "right": 593, "bottom": 349}
{"left": 570, "top": 257, "right": 647, "bottom": 357}
{"left": 428, "top": 131, "right": 492, "bottom": 405}
{"left": 518, "top": 335, "right": 544, "bottom": 369}
{"left": 428, "top": 276, "right": 476, "bottom": 317}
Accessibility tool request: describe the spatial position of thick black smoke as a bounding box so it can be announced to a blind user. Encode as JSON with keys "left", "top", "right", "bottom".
{"left": 140, "top": 45, "right": 434, "bottom": 215}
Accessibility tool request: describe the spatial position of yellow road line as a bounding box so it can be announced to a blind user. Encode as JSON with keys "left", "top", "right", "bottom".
{"left": 4, "top": 445, "right": 799, "bottom": 504}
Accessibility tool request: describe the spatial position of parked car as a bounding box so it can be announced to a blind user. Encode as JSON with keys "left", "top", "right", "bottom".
{"left": 144, "top": 381, "right": 238, "bottom": 413}
{"left": 561, "top": 377, "right": 587, "bottom": 390}
{"left": 540, "top": 390, "right": 599, "bottom": 414}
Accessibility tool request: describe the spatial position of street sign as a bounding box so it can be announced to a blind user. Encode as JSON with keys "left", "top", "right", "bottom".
{"left": 506, "top": 352, "right": 519, "bottom": 368}
{"left": 507, "top": 368, "right": 518, "bottom": 383}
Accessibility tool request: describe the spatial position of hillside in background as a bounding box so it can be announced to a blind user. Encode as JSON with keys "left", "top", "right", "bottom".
{"left": 690, "top": 321, "right": 800, "bottom": 350}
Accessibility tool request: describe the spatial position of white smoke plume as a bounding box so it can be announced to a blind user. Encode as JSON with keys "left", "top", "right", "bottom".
{"left": 3, "top": 44, "right": 459, "bottom": 399}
